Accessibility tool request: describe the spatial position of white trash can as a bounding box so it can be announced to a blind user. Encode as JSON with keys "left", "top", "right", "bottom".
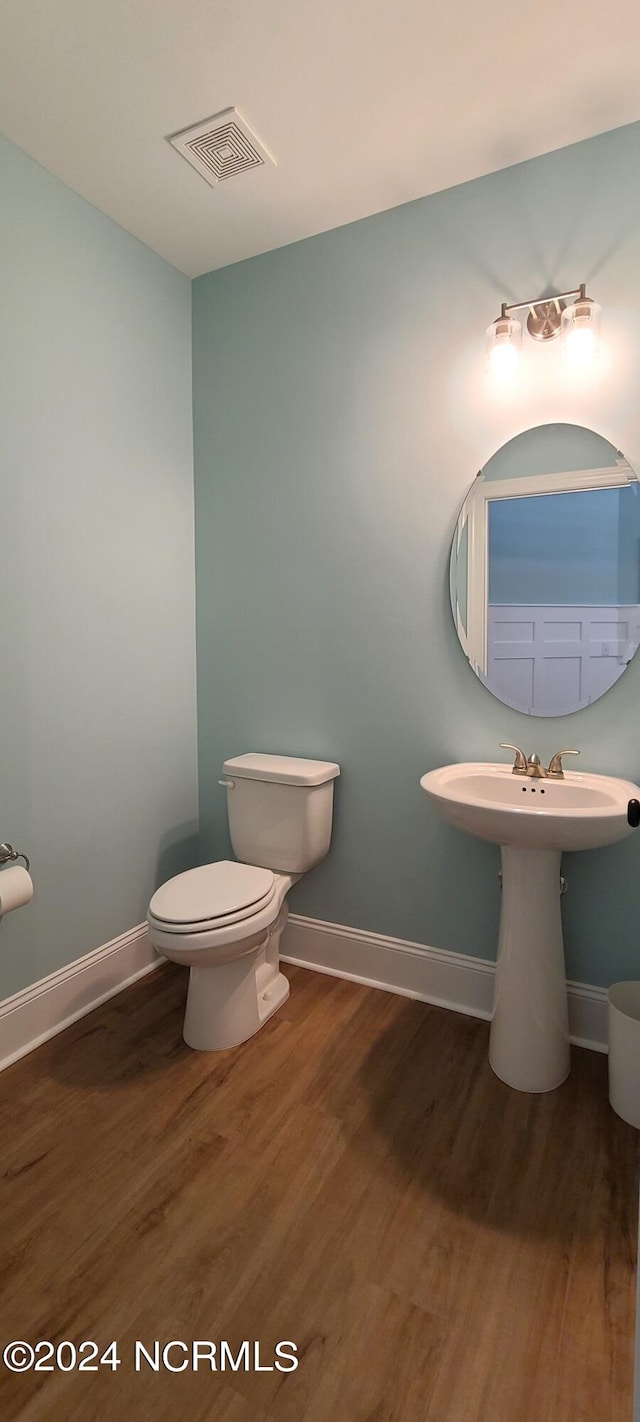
{"left": 608, "top": 982, "right": 640, "bottom": 1129}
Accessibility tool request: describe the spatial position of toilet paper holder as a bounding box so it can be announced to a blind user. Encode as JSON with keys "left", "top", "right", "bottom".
{"left": 0, "top": 843, "right": 31, "bottom": 873}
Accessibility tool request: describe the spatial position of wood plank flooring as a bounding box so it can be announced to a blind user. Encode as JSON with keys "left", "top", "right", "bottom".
{"left": 0, "top": 963, "right": 637, "bottom": 1421}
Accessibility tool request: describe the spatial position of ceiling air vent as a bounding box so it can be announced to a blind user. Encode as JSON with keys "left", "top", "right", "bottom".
{"left": 169, "top": 108, "right": 275, "bottom": 188}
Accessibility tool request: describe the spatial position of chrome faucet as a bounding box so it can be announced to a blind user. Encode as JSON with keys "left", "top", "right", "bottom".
{"left": 499, "top": 744, "right": 580, "bottom": 779}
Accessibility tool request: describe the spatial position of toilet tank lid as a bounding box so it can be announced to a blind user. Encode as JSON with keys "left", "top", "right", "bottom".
{"left": 223, "top": 753, "right": 340, "bottom": 786}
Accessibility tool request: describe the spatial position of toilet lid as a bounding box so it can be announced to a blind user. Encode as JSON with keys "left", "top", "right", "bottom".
{"left": 149, "top": 861, "right": 275, "bottom": 927}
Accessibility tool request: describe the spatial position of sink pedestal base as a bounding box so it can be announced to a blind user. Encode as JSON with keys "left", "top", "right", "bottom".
{"left": 489, "top": 846, "right": 570, "bottom": 1093}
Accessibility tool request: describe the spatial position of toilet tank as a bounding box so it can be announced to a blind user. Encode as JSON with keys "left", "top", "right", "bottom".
{"left": 222, "top": 754, "right": 340, "bottom": 873}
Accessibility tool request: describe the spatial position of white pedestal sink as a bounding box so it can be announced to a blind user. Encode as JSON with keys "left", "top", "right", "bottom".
{"left": 420, "top": 761, "right": 640, "bottom": 1092}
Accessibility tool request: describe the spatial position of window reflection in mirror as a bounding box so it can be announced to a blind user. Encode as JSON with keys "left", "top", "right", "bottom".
{"left": 450, "top": 424, "right": 640, "bottom": 716}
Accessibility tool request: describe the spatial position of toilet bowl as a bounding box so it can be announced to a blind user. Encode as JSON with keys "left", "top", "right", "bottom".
{"left": 147, "top": 860, "right": 295, "bottom": 1050}
{"left": 147, "top": 753, "right": 339, "bottom": 1051}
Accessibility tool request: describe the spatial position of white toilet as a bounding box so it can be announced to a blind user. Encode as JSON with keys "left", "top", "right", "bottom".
{"left": 147, "top": 753, "right": 340, "bottom": 1051}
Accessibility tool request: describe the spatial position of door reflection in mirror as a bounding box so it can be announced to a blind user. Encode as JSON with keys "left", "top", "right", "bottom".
{"left": 450, "top": 424, "right": 640, "bottom": 716}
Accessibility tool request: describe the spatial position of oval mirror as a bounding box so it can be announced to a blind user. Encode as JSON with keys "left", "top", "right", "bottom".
{"left": 450, "top": 423, "right": 640, "bottom": 716}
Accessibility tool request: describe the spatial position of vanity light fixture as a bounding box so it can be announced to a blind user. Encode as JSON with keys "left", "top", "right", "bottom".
{"left": 486, "top": 284, "right": 601, "bottom": 379}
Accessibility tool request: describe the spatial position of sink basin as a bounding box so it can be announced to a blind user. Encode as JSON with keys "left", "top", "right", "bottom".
{"left": 420, "top": 760, "right": 640, "bottom": 1094}
{"left": 420, "top": 761, "right": 640, "bottom": 852}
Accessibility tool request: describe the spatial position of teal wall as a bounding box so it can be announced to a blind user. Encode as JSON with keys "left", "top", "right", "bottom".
{"left": 193, "top": 120, "right": 640, "bottom": 989}
{"left": 619, "top": 483, "right": 640, "bottom": 605}
{"left": 488, "top": 486, "right": 640, "bottom": 605}
{"left": 483, "top": 423, "right": 640, "bottom": 606}
{"left": 482, "top": 422, "right": 617, "bottom": 481}
{"left": 0, "top": 136, "right": 198, "bottom": 999}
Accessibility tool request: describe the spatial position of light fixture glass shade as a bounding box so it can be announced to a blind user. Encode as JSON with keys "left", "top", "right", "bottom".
{"left": 486, "top": 315, "right": 522, "bottom": 383}
{"left": 561, "top": 296, "right": 601, "bottom": 368}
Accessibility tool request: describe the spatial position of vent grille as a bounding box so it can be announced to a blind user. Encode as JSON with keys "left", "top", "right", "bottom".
{"left": 169, "top": 108, "right": 275, "bottom": 188}
{"left": 186, "top": 122, "right": 263, "bottom": 182}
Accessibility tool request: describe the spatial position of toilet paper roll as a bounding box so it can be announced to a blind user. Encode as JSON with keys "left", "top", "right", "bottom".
{"left": 0, "top": 865, "right": 34, "bottom": 920}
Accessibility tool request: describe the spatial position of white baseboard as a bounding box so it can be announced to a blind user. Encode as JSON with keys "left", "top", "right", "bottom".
{"left": 282, "top": 914, "right": 608, "bottom": 1054}
{"left": 0, "top": 924, "right": 162, "bottom": 1073}
{"left": 0, "top": 913, "right": 608, "bottom": 1074}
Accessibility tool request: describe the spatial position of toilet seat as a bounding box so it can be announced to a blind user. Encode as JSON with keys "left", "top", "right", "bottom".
{"left": 148, "top": 861, "right": 276, "bottom": 935}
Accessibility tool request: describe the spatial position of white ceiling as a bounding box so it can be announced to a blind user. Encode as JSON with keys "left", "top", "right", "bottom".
{"left": 1, "top": 0, "right": 639, "bottom": 278}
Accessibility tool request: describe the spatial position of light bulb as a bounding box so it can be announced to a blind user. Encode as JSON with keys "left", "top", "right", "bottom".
{"left": 561, "top": 296, "right": 600, "bottom": 369}
{"left": 486, "top": 315, "right": 521, "bottom": 384}
{"left": 488, "top": 340, "right": 519, "bottom": 381}
{"left": 564, "top": 324, "right": 596, "bottom": 367}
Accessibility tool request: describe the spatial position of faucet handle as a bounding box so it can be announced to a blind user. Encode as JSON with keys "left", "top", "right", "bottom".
{"left": 547, "top": 749, "right": 580, "bottom": 778}
{"left": 499, "top": 743, "right": 528, "bottom": 773}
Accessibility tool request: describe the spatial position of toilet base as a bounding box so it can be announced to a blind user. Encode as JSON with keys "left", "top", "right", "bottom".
{"left": 256, "top": 967, "right": 290, "bottom": 1029}
{"left": 182, "top": 905, "right": 290, "bottom": 1051}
